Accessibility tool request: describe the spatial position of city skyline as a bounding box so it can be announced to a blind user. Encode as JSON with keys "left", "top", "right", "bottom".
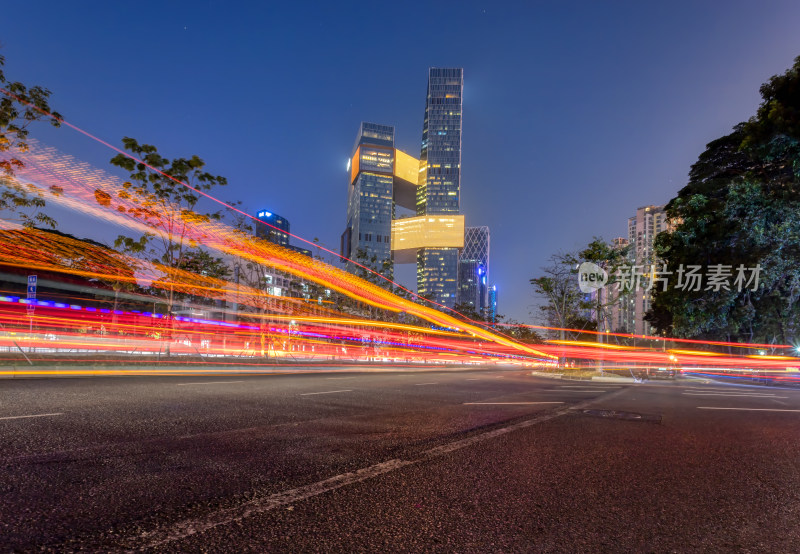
{"left": 4, "top": 5, "right": 800, "bottom": 551}
{"left": 2, "top": 1, "right": 800, "bottom": 321}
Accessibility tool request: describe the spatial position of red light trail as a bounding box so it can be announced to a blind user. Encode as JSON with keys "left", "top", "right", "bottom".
{"left": 1, "top": 86, "right": 798, "bottom": 378}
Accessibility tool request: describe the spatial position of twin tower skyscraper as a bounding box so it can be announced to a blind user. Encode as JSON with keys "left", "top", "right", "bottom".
{"left": 341, "top": 68, "right": 490, "bottom": 312}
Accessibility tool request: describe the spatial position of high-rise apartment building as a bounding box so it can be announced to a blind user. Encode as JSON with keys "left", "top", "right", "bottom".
{"left": 457, "top": 226, "right": 489, "bottom": 312}
{"left": 627, "top": 205, "right": 670, "bottom": 335}
{"left": 416, "top": 68, "right": 464, "bottom": 307}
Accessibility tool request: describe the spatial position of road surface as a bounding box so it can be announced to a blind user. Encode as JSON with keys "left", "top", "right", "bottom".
{"left": 2, "top": 369, "right": 799, "bottom": 551}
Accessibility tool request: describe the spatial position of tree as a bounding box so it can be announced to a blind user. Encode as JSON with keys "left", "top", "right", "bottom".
{"left": 530, "top": 252, "right": 595, "bottom": 340}
{"left": 503, "top": 320, "right": 544, "bottom": 343}
{"left": 578, "top": 237, "right": 631, "bottom": 336}
{"left": 351, "top": 247, "right": 393, "bottom": 289}
{"left": 648, "top": 56, "right": 800, "bottom": 344}
{"left": 0, "top": 53, "right": 62, "bottom": 228}
{"left": 106, "top": 138, "right": 228, "bottom": 315}
{"left": 452, "top": 302, "right": 485, "bottom": 323}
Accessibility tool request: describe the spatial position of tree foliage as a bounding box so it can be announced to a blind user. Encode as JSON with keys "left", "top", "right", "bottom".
{"left": 648, "top": 56, "right": 800, "bottom": 344}
{"left": 0, "top": 53, "right": 62, "bottom": 228}
{"left": 530, "top": 251, "right": 595, "bottom": 339}
{"left": 351, "top": 247, "right": 393, "bottom": 289}
{"left": 502, "top": 320, "right": 544, "bottom": 343}
{"left": 105, "top": 138, "right": 229, "bottom": 312}
{"left": 579, "top": 237, "right": 631, "bottom": 333}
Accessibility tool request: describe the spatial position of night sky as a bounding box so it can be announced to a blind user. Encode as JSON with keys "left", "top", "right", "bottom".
{"left": 3, "top": 1, "right": 800, "bottom": 322}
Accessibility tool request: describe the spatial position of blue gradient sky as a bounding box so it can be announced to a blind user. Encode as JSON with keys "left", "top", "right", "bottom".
{"left": 3, "top": 1, "right": 800, "bottom": 321}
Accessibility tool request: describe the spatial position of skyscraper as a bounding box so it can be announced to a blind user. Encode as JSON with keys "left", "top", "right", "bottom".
{"left": 416, "top": 68, "right": 464, "bottom": 307}
{"left": 342, "top": 122, "right": 396, "bottom": 279}
{"left": 457, "top": 226, "right": 489, "bottom": 312}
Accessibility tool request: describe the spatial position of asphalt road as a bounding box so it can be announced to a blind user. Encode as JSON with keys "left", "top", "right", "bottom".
{"left": 2, "top": 369, "right": 800, "bottom": 552}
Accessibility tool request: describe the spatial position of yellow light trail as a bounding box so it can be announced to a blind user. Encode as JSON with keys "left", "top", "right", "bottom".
{"left": 4, "top": 141, "right": 555, "bottom": 360}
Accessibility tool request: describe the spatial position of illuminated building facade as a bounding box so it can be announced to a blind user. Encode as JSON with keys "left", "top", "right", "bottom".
{"left": 342, "top": 123, "right": 395, "bottom": 279}
{"left": 342, "top": 69, "right": 466, "bottom": 308}
{"left": 341, "top": 123, "right": 423, "bottom": 280}
{"left": 457, "top": 226, "right": 489, "bottom": 312}
{"left": 416, "top": 68, "right": 464, "bottom": 307}
{"left": 391, "top": 215, "right": 465, "bottom": 263}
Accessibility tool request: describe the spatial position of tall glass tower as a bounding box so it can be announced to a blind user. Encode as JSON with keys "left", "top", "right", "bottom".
{"left": 342, "top": 122, "right": 395, "bottom": 280}
{"left": 416, "top": 68, "right": 464, "bottom": 307}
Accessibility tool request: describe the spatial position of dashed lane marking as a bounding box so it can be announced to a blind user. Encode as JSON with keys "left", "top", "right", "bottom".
{"left": 464, "top": 402, "right": 564, "bottom": 405}
{"left": 299, "top": 390, "right": 353, "bottom": 396}
{"left": 0, "top": 413, "right": 63, "bottom": 421}
{"left": 177, "top": 381, "right": 244, "bottom": 386}
{"left": 697, "top": 407, "right": 800, "bottom": 412}
{"left": 683, "top": 392, "right": 789, "bottom": 398}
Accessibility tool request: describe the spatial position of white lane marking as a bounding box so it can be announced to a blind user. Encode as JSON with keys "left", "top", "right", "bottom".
{"left": 326, "top": 377, "right": 355, "bottom": 380}
{"left": 0, "top": 413, "right": 63, "bottom": 421}
{"left": 683, "top": 391, "right": 781, "bottom": 396}
{"left": 464, "top": 402, "right": 564, "bottom": 405}
{"left": 560, "top": 385, "right": 621, "bottom": 388}
{"left": 299, "top": 389, "right": 353, "bottom": 396}
{"left": 683, "top": 387, "right": 778, "bottom": 393}
{"left": 134, "top": 387, "right": 628, "bottom": 549}
{"left": 466, "top": 378, "right": 481, "bottom": 381}
{"left": 697, "top": 407, "right": 800, "bottom": 412}
{"left": 414, "top": 382, "right": 438, "bottom": 386}
{"left": 683, "top": 392, "right": 789, "bottom": 398}
{"left": 684, "top": 389, "right": 780, "bottom": 394}
{"left": 683, "top": 387, "right": 730, "bottom": 390}
{"left": 177, "top": 381, "right": 244, "bottom": 386}
{"left": 543, "top": 389, "right": 606, "bottom": 392}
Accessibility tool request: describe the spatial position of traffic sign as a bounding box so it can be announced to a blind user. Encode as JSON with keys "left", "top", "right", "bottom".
{"left": 27, "top": 275, "right": 37, "bottom": 299}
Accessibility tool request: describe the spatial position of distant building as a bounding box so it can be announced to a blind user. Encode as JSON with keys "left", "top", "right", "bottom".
{"left": 488, "top": 285, "right": 498, "bottom": 324}
{"left": 254, "top": 209, "right": 311, "bottom": 257}
{"left": 255, "top": 210, "right": 290, "bottom": 248}
{"left": 594, "top": 237, "right": 632, "bottom": 333}
{"left": 626, "top": 205, "right": 671, "bottom": 335}
{"left": 457, "top": 226, "right": 490, "bottom": 313}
